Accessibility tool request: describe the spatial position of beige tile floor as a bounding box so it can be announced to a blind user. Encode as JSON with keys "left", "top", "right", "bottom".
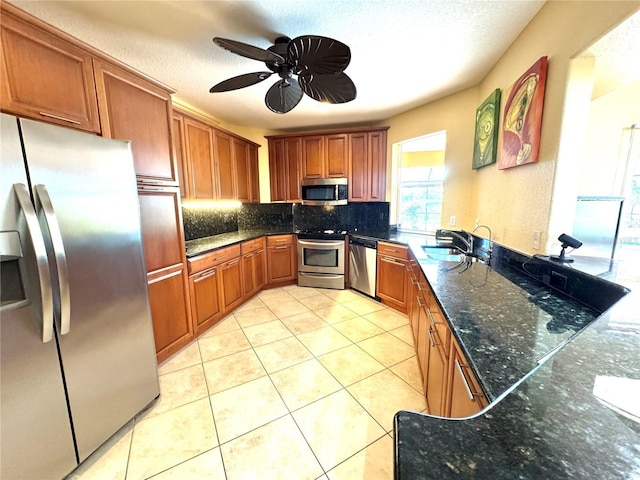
{"left": 69, "top": 286, "right": 426, "bottom": 480}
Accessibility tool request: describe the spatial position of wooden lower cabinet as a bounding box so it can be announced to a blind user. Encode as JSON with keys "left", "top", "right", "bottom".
{"left": 266, "top": 235, "right": 297, "bottom": 285}
{"left": 242, "top": 238, "right": 266, "bottom": 297}
{"left": 148, "top": 265, "right": 192, "bottom": 362}
{"left": 407, "top": 251, "right": 488, "bottom": 418}
{"left": 188, "top": 266, "right": 222, "bottom": 336}
{"left": 219, "top": 257, "right": 244, "bottom": 313}
{"left": 376, "top": 243, "right": 409, "bottom": 313}
{"left": 448, "top": 340, "right": 488, "bottom": 417}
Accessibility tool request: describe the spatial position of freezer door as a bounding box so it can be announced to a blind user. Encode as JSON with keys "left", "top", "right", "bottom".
{"left": 0, "top": 114, "right": 77, "bottom": 479}
{"left": 19, "top": 118, "right": 160, "bottom": 462}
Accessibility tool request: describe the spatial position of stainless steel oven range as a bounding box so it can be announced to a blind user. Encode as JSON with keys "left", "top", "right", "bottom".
{"left": 297, "top": 229, "right": 346, "bottom": 290}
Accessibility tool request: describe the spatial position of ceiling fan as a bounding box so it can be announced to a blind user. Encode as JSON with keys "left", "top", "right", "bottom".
{"left": 209, "top": 35, "right": 356, "bottom": 114}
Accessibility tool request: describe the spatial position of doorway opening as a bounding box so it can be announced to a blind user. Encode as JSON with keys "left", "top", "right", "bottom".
{"left": 395, "top": 131, "right": 446, "bottom": 234}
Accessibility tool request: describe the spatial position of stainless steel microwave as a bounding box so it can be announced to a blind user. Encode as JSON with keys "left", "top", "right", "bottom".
{"left": 301, "top": 178, "right": 348, "bottom": 206}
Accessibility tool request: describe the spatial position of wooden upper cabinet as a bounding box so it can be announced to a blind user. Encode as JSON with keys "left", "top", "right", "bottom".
{"left": 172, "top": 114, "right": 190, "bottom": 199}
{"left": 325, "top": 133, "right": 348, "bottom": 177}
{"left": 348, "top": 129, "right": 387, "bottom": 202}
{"left": 183, "top": 117, "right": 215, "bottom": 199}
{"left": 0, "top": 6, "right": 100, "bottom": 133}
{"left": 301, "top": 135, "right": 325, "bottom": 179}
{"left": 368, "top": 130, "right": 387, "bottom": 201}
{"left": 268, "top": 137, "right": 301, "bottom": 202}
{"left": 301, "top": 134, "right": 347, "bottom": 179}
{"left": 94, "top": 60, "right": 176, "bottom": 185}
{"left": 213, "top": 129, "right": 236, "bottom": 199}
{"left": 233, "top": 137, "right": 250, "bottom": 203}
{"left": 348, "top": 132, "right": 368, "bottom": 201}
{"left": 248, "top": 143, "right": 260, "bottom": 203}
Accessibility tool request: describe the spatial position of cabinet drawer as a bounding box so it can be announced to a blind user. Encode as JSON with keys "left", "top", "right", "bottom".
{"left": 188, "top": 244, "right": 241, "bottom": 274}
{"left": 241, "top": 237, "right": 265, "bottom": 254}
{"left": 378, "top": 241, "right": 408, "bottom": 260}
{"left": 267, "top": 234, "right": 294, "bottom": 246}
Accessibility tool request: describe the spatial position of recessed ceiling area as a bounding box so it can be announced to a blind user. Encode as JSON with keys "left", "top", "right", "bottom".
{"left": 13, "top": 0, "right": 545, "bottom": 131}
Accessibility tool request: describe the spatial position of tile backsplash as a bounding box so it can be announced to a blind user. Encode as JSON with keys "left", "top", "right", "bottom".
{"left": 183, "top": 202, "right": 391, "bottom": 241}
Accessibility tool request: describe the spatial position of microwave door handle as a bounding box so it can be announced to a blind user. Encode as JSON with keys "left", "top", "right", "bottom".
{"left": 13, "top": 184, "right": 54, "bottom": 343}
{"left": 34, "top": 185, "right": 71, "bottom": 335}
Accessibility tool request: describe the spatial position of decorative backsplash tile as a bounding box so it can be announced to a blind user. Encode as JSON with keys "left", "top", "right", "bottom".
{"left": 183, "top": 201, "right": 390, "bottom": 240}
{"left": 182, "top": 205, "right": 239, "bottom": 241}
{"left": 238, "top": 203, "right": 294, "bottom": 230}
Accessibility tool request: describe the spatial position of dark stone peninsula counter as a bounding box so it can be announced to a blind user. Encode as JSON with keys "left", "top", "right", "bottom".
{"left": 379, "top": 232, "right": 638, "bottom": 480}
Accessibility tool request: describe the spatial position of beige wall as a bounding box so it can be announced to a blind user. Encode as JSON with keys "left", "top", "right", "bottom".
{"left": 384, "top": 0, "right": 640, "bottom": 253}
{"left": 579, "top": 79, "right": 640, "bottom": 196}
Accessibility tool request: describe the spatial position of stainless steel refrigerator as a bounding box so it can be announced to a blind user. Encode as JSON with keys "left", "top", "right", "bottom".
{"left": 1, "top": 114, "right": 160, "bottom": 479}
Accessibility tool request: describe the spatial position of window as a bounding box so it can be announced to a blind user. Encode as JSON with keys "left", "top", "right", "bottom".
{"left": 396, "top": 132, "right": 446, "bottom": 234}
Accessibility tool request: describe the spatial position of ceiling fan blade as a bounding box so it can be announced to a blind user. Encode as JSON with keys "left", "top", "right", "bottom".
{"left": 298, "top": 72, "right": 356, "bottom": 104}
{"left": 265, "top": 78, "right": 303, "bottom": 114}
{"left": 213, "top": 37, "right": 285, "bottom": 63}
{"left": 209, "top": 72, "right": 273, "bottom": 93}
{"left": 288, "top": 36, "right": 351, "bottom": 75}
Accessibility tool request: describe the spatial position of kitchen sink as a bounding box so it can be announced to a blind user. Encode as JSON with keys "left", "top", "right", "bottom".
{"left": 421, "top": 246, "right": 465, "bottom": 261}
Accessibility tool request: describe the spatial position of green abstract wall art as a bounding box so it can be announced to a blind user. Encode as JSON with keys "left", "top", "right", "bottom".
{"left": 472, "top": 88, "right": 501, "bottom": 170}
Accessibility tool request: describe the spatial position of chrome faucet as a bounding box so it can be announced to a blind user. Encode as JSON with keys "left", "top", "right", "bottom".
{"left": 438, "top": 229, "right": 474, "bottom": 255}
{"left": 472, "top": 224, "right": 493, "bottom": 260}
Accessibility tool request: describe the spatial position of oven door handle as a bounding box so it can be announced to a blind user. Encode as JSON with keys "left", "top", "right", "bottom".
{"left": 298, "top": 239, "right": 344, "bottom": 248}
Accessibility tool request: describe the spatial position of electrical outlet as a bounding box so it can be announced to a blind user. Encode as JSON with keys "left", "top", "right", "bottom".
{"left": 532, "top": 231, "right": 541, "bottom": 250}
{"left": 449, "top": 215, "right": 456, "bottom": 226}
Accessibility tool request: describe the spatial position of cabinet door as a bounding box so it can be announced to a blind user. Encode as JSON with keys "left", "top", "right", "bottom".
{"left": 268, "top": 139, "right": 286, "bottom": 202}
{"left": 325, "top": 133, "right": 348, "bottom": 177}
{"left": 0, "top": 9, "right": 101, "bottom": 133}
{"left": 248, "top": 144, "right": 260, "bottom": 203}
{"left": 183, "top": 117, "right": 215, "bottom": 199}
{"left": 448, "top": 341, "right": 487, "bottom": 418}
{"left": 376, "top": 254, "right": 408, "bottom": 312}
{"left": 147, "top": 265, "right": 192, "bottom": 361}
{"left": 301, "top": 135, "right": 324, "bottom": 179}
{"left": 415, "top": 297, "right": 430, "bottom": 391}
{"left": 348, "top": 132, "right": 368, "bottom": 201}
{"left": 137, "top": 187, "right": 185, "bottom": 272}
{"left": 189, "top": 267, "right": 222, "bottom": 335}
{"left": 214, "top": 130, "right": 236, "bottom": 199}
{"left": 285, "top": 137, "right": 302, "bottom": 201}
{"left": 172, "top": 114, "right": 191, "bottom": 198}
{"left": 94, "top": 60, "right": 176, "bottom": 185}
{"left": 220, "top": 257, "right": 244, "bottom": 312}
{"left": 242, "top": 252, "right": 256, "bottom": 297}
{"left": 233, "top": 137, "right": 250, "bottom": 202}
{"left": 425, "top": 328, "right": 448, "bottom": 416}
{"left": 267, "top": 245, "right": 296, "bottom": 283}
{"left": 254, "top": 248, "right": 266, "bottom": 291}
{"left": 368, "top": 130, "right": 387, "bottom": 201}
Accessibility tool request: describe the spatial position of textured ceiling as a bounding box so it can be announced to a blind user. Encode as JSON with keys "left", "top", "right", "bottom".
{"left": 11, "top": 1, "right": 550, "bottom": 131}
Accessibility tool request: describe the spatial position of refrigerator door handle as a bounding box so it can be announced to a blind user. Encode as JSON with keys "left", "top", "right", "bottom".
{"left": 13, "top": 184, "right": 54, "bottom": 343}
{"left": 34, "top": 184, "right": 71, "bottom": 335}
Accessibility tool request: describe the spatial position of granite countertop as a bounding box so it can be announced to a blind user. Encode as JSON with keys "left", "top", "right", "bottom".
{"left": 185, "top": 227, "right": 295, "bottom": 257}
{"left": 384, "top": 232, "right": 639, "bottom": 479}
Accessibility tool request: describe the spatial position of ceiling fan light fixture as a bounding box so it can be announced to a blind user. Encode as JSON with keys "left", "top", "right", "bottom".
{"left": 210, "top": 35, "right": 356, "bottom": 114}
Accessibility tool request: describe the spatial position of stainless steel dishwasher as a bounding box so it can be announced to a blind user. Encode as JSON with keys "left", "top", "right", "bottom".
{"left": 349, "top": 236, "right": 378, "bottom": 298}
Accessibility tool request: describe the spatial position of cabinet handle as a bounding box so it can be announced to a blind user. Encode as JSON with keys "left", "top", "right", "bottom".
{"left": 428, "top": 328, "right": 439, "bottom": 347}
{"left": 416, "top": 295, "right": 426, "bottom": 308}
{"left": 428, "top": 309, "right": 443, "bottom": 326}
{"left": 244, "top": 252, "right": 254, "bottom": 258}
{"left": 455, "top": 358, "right": 481, "bottom": 401}
{"left": 38, "top": 112, "right": 81, "bottom": 125}
{"left": 380, "top": 256, "right": 405, "bottom": 266}
{"left": 196, "top": 268, "right": 216, "bottom": 279}
{"left": 137, "top": 186, "right": 165, "bottom": 192}
{"left": 274, "top": 246, "right": 288, "bottom": 250}
{"left": 215, "top": 254, "right": 227, "bottom": 261}
{"left": 225, "top": 259, "right": 240, "bottom": 266}
{"left": 410, "top": 278, "right": 418, "bottom": 285}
